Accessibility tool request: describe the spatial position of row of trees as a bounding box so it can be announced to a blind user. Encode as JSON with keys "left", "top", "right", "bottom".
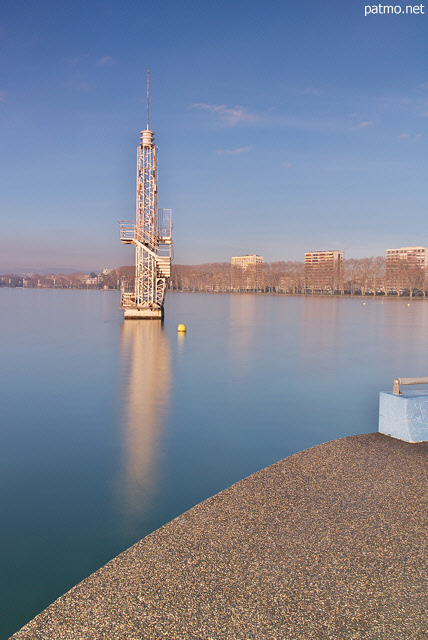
{"left": 0, "top": 267, "right": 134, "bottom": 290}
{"left": 168, "top": 257, "right": 427, "bottom": 297}
{"left": 2, "top": 257, "right": 427, "bottom": 297}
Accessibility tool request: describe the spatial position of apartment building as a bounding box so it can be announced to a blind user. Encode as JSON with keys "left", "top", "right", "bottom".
{"left": 231, "top": 254, "right": 264, "bottom": 291}
{"left": 386, "top": 246, "right": 427, "bottom": 294}
{"left": 304, "top": 250, "right": 344, "bottom": 292}
{"left": 386, "top": 246, "right": 428, "bottom": 268}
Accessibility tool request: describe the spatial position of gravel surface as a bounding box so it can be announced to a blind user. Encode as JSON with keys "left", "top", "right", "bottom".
{"left": 10, "top": 433, "right": 428, "bottom": 639}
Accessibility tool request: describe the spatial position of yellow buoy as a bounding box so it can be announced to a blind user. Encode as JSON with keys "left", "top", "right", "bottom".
{"left": 177, "top": 323, "right": 186, "bottom": 333}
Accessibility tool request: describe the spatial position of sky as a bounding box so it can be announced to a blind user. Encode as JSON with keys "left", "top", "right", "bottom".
{"left": 0, "top": 0, "right": 426, "bottom": 272}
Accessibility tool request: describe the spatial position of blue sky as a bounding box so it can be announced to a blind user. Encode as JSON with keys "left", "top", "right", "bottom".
{"left": 0, "top": 0, "right": 426, "bottom": 272}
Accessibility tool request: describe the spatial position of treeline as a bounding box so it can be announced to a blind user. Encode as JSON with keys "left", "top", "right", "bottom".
{"left": 3, "top": 257, "right": 427, "bottom": 297}
{"left": 169, "top": 262, "right": 233, "bottom": 293}
{"left": 0, "top": 266, "right": 134, "bottom": 289}
{"left": 169, "top": 257, "right": 427, "bottom": 297}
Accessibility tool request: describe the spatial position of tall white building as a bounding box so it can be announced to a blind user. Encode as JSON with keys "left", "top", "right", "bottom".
{"left": 304, "top": 250, "right": 344, "bottom": 292}
{"left": 386, "top": 246, "right": 428, "bottom": 268}
{"left": 386, "top": 246, "right": 427, "bottom": 294}
{"left": 231, "top": 255, "right": 264, "bottom": 269}
{"left": 231, "top": 255, "right": 264, "bottom": 291}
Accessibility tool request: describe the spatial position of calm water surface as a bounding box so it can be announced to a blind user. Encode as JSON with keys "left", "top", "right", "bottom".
{"left": 1, "top": 289, "right": 427, "bottom": 638}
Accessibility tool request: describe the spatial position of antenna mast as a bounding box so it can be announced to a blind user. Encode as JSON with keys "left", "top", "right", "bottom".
{"left": 147, "top": 70, "right": 149, "bottom": 130}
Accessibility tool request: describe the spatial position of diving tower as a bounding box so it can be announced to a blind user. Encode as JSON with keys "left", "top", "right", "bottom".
{"left": 119, "top": 72, "right": 173, "bottom": 319}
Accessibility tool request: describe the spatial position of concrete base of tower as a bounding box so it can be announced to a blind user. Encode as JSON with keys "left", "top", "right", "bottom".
{"left": 123, "top": 306, "right": 164, "bottom": 320}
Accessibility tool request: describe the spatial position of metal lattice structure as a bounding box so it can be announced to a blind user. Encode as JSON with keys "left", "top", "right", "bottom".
{"left": 119, "top": 73, "right": 172, "bottom": 319}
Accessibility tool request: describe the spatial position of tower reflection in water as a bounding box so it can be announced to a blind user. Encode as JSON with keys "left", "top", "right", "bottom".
{"left": 117, "top": 321, "right": 171, "bottom": 531}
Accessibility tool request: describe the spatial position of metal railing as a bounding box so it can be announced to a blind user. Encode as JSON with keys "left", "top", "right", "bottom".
{"left": 157, "top": 244, "right": 172, "bottom": 258}
{"left": 393, "top": 377, "right": 428, "bottom": 395}
{"left": 120, "top": 276, "right": 135, "bottom": 294}
{"left": 120, "top": 220, "right": 172, "bottom": 248}
{"left": 120, "top": 292, "right": 135, "bottom": 307}
{"left": 157, "top": 208, "right": 172, "bottom": 241}
{"left": 119, "top": 221, "right": 136, "bottom": 241}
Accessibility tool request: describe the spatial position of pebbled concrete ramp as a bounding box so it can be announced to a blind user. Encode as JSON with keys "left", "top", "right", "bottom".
{"left": 10, "top": 433, "right": 428, "bottom": 639}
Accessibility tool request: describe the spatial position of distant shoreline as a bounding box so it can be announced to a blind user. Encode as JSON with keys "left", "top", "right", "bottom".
{"left": 1, "top": 286, "right": 426, "bottom": 300}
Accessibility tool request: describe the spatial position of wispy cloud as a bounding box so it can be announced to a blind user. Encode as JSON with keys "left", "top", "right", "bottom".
{"left": 191, "top": 103, "right": 259, "bottom": 125}
{"left": 282, "top": 162, "right": 292, "bottom": 168}
{"left": 193, "top": 103, "right": 350, "bottom": 132}
{"left": 303, "top": 87, "right": 323, "bottom": 96}
{"left": 96, "top": 56, "right": 113, "bottom": 66}
{"left": 379, "top": 95, "right": 411, "bottom": 106}
{"left": 216, "top": 146, "right": 252, "bottom": 155}
{"left": 377, "top": 88, "right": 428, "bottom": 117}
{"left": 63, "top": 55, "right": 89, "bottom": 66}
{"left": 62, "top": 54, "right": 113, "bottom": 68}
{"left": 398, "top": 133, "right": 422, "bottom": 140}
{"left": 356, "top": 121, "right": 374, "bottom": 129}
{"left": 0, "top": 91, "right": 7, "bottom": 102}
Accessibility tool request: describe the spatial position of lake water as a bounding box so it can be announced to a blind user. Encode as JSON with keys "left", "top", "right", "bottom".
{"left": 1, "top": 289, "right": 427, "bottom": 638}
